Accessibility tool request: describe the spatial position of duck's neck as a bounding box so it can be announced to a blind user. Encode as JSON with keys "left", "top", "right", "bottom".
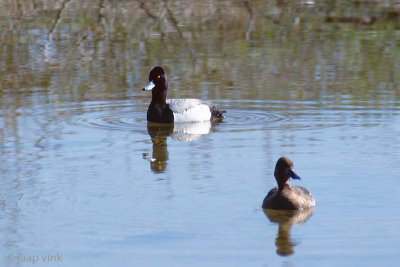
{"left": 151, "top": 89, "right": 167, "bottom": 105}
{"left": 278, "top": 180, "right": 291, "bottom": 191}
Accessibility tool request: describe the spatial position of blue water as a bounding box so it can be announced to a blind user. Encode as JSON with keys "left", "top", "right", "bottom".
{"left": 1, "top": 1, "right": 400, "bottom": 266}
{"left": 2, "top": 98, "right": 400, "bottom": 266}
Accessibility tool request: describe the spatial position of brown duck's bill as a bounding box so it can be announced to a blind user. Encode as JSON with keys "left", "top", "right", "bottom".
{"left": 289, "top": 169, "right": 301, "bottom": 180}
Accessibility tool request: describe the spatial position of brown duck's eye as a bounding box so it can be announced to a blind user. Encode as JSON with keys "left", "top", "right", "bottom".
{"left": 157, "top": 75, "right": 161, "bottom": 79}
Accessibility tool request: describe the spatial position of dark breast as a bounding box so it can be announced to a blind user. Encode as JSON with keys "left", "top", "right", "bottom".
{"left": 147, "top": 103, "right": 174, "bottom": 123}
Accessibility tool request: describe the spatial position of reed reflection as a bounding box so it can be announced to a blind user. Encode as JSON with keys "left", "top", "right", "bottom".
{"left": 263, "top": 208, "right": 314, "bottom": 256}
{"left": 145, "top": 121, "right": 212, "bottom": 173}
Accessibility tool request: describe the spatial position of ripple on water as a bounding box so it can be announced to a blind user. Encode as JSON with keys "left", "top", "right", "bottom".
{"left": 219, "top": 99, "right": 390, "bottom": 132}
{"left": 71, "top": 101, "right": 147, "bottom": 132}
{"left": 72, "top": 102, "right": 288, "bottom": 133}
{"left": 75, "top": 111, "right": 146, "bottom": 131}
{"left": 70, "top": 100, "right": 389, "bottom": 133}
{"left": 222, "top": 109, "right": 288, "bottom": 132}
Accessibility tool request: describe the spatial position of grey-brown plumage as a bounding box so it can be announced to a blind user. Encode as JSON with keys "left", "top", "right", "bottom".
{"left": 262, "top": 157, "right": 315, "bottom": 210}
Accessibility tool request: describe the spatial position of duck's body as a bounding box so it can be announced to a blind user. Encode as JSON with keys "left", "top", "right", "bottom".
{"left": 167, "top": 99, "right": 214, "bottom": 122}
{"left": 262, "top": 157, "right": 315, "bottom": 210}
{"left": 262, "top": 184, "right": 315, "bottom": 210}
{"left": 143, "top": 66, "right": 225, "bottom": 123}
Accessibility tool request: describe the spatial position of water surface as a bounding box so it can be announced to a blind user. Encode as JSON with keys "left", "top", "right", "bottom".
{"left": 1, "top": 0, "right": 400, "bottom": 266}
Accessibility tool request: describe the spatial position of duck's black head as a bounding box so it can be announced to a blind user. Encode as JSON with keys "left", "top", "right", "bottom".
{"left": 142, "top": 66, "right": 168, "bottom": 101}
{"left": 274, "top": 157, "right": 301, "bottom": 190}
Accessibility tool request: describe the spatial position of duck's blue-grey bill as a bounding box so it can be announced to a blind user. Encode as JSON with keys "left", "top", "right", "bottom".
{"left": 142, "top": 80, "right": 155, "bottom": 91}
{"left": 289, "top": 169, "right": 301, "bottom": 180}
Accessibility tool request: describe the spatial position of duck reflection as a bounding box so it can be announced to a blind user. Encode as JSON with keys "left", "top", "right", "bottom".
{"left": 145, "top": 123, "right": 174, "bottom": 173}
{"left": 263, "top": 208, "right": 314, "bottom": 256}
{"left": 145, "top": 121, "right": 213, "bottom": 173}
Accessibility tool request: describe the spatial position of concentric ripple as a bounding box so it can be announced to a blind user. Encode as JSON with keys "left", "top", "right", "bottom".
{"left": 71, "top": 100, "right": 290, "bottom": 133}
{"left": 75, "top": 111, "right": 146, "bottom": 131}
{"left": 218, "top": 99, "right": 391, "bottom": 132}
{"left": 69, "top": 99, "right": 386, "bottom": 134}
{"left": 221, "top": 109, "right": 288, "bottom": 132}
{"left": 70, "top": 101, "right": 147, "bottom": 132}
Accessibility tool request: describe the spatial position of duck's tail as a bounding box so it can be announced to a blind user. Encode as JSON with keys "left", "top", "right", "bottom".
{"left": 210, "top": 106, "right": 226, "bottom": 121}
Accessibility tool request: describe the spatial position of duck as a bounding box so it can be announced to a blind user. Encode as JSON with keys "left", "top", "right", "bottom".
{"left": 262, "top": 157, "right": 315, "bottom": 210}
{"left": 142, "top": 66, "right": 225, "bottom": 123}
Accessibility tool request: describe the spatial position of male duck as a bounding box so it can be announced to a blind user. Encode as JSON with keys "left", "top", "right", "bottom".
{"left": 142, "top": 66, "right": 225, "bottom": 123}
{"left": 262, "top": 157, "right": 315, "bottom": 210}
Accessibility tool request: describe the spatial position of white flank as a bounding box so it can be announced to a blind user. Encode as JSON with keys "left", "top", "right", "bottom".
{"left": 167, "top": 99, "right": 212, "bottom": 122}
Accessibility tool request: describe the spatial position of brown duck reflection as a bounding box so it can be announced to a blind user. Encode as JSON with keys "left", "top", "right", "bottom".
{"left": 263, "top": 208, "right": 314, "bottom": 256}
{"left": 145, "top": 121, "right": 213, "bottom": 173}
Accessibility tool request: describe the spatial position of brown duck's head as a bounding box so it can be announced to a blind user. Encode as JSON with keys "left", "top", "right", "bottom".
{"left": 274, "top": 157, "right": 301, "bottom": 190}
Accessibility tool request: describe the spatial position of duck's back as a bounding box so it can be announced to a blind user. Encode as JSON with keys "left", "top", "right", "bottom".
{"left": 291, "top": 186, "right": 315, "bottom": 209}
{"left": 262, "top": 186, "right": 315, "bottom": 210}
{"left": 167, "top": 99, "right": 204, "bottom": 113}
{"left": 167, "top": 99, "right": 211, "bottom": 122}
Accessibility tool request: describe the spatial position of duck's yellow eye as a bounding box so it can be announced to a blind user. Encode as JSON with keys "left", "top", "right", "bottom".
{"left": 157, "top": 75, "right": 161, "bottom": 79}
